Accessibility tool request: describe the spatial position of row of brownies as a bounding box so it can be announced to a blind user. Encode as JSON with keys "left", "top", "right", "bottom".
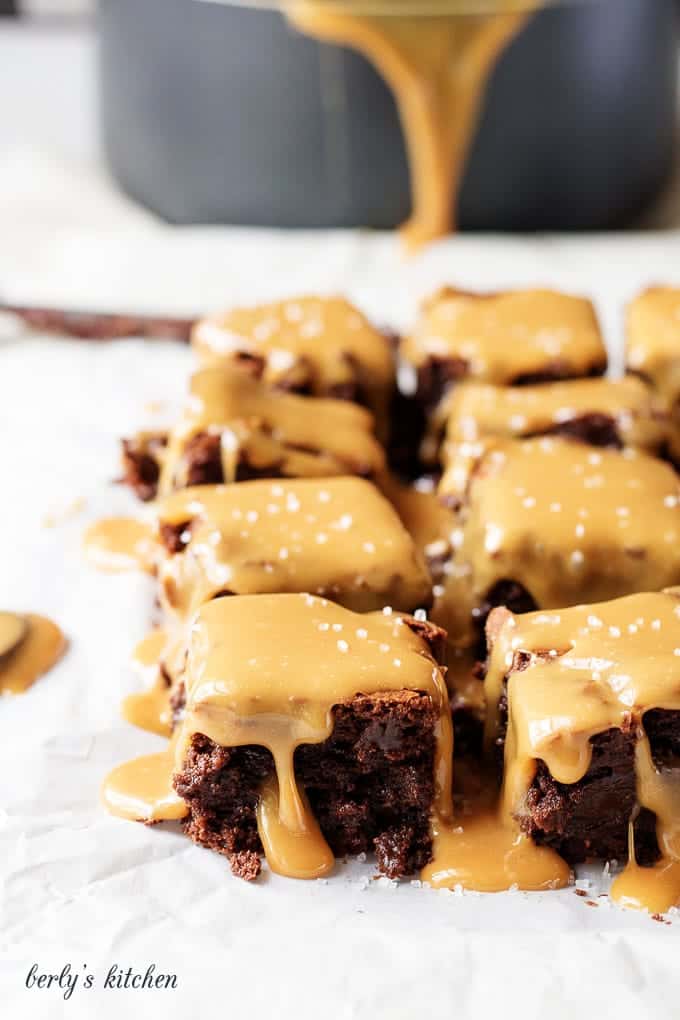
{"left": 97, "top": 286, "right": 680, "bottom": 913}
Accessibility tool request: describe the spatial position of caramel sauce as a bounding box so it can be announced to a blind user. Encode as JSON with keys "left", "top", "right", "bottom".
{"left": 158, "top": 365, "right": 386, "bottom": 495}
{"left": 83, "top": 517, "right": 157, "bottom": 573}
{"left": 257, "top": 775, "right": 336, "bottom": 880}
{"left": 485, "top": 590, "right": 680, "bottom": 914}
{"left": 122, "top": 630, "right": 173, "bottom": 737}
{"left": 101, "top": 739, "right": 188, "bottom": 824}
{"left": 0, "top": 612, "right": 66, "bottom": 695}
{"left": 288, "top": 3, "right": 535, "bottom": 248}
{"left": 192, "top": 297, "right": 394, "bottom": 436}
{"left": 424, "top": 806, "right": 570, "bottom": 893}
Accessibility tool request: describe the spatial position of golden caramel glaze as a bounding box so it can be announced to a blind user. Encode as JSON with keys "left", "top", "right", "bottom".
{"left": 627, "top": 287, "right": 680, "bottom": 407}
{"left": 0, "top": 613, "right": 66, "bottom": 695}
{"left": 402, "top": 287, "right": 606, "bottom": 393}
{"left": 438, "top": 437, "right": 680, "bottom": 647}
{"left": 83, "top": 517, "right": 157, "bottom": 573}
{"left": 484, "top": 590, "right": 680, "bottom": 912}
{"left": 156, "top": 478, "right": 432, "bottom": 624}
{"left": 437, "top": 375, "right": 673, "bottom": 492}
{"left": 288, "top": 5, "right": 533, "bottom": 249}
{"left": 192, "top": 296, "right": 394, "bottom": 436}
{"left": 157, "top": 365, "right": 385, "bottom": 496}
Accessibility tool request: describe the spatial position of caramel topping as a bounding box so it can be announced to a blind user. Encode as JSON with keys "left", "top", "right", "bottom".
{"left": 288, "top": 4, "right": 533, "bottom": 248}
{"left": 158, "top": 366, "right": 385, "bottom": 496}
{"left": 192, "top": 296, "right": 393, "bottom": 433}
{"left": 102, "top": 737, "right": 188, "bottom": 824}
{"left": 627, "top": 287, "right": 680, "bottom": 404}
{"left": 157, "top": 478, "right": 431, "bottom": 622}
{"left": 0, "top": 613, "right": 66, "bottom": 695}
{"left": 423, "top": 806, "right": 570, "bottom": 893}
{"left": 0, "top": 611, "right": 28, "bottom": 658}
{"left": 83, "top": 517, "right": 157, "bottom": 573}
{"left": 122, "top": 630, "right": 173, "bottom": 737}
{"left": 171, "top": 594, "right": 452, "bottom": 879}
{"left": 438, "top": 376, "right": 671, "bottom": 493}
{"left": 440, "top": 438, "right": 680, "bottom": 646}
{"left": 403, "top": 287, "right": 606, "bottom": 379}
{"left": 485, "top": 591, "right": 680, "bottom": 912}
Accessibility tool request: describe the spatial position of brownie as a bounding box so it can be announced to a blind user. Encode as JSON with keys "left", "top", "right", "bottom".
{"left": 401, "top": 287, "right": 607, "bottom": 420}
{"left": 626, "top": 287, "right": 680, "bottom": 414}
{"left": 436, "top": 376, "right": 675, "bottom": 491}
{"left": 171, "top": 593, "right": 451, "bottom": 880}
{"left": 437, "top": 436, "right": 680, "bottom": 651}
{"left": 484, "top": 591, "right": 680, "bottom": 866}
{"left": 122, "top": 364, "right": 385, "bottom": 501}
{"left": 191, "top": 295, "right": 395, "bottom": 440}
{"left": 155, "top": 476, "right": 433, "bottom": 627}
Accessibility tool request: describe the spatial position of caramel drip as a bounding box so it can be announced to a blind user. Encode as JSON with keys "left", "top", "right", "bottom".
{"left": 101, "top": 738, "right": 188, "bottom": 824}
{"left": 423, "top": 805, "right": 570, "bottom": 893}
{"left": 257, "top": 775, "right": 335, "bottom": 880}
{"left": 438, "top": 376, "right": 671, "bottom": 494}
{"left": 0, "top": 613, "right": 66, "bottom": 695}
{"left": 170, "top": 594, "right": 453, "bottom": 879}
{"left": 627, "top": 287, "right": 680, "bottom": 406}
{"left": 439, "top": 438, "right": 680, "bottom": 646}
{"left": 288, "top": 4, "right": 533, "bottom": 248}
{"left": 485, "top": 590, "right": 680, "bottom": 913}
{"left": 122, "top": 630, "right": 173, "bottom": 737}
{"left": 83, "top": 517, "right": 157, "bottom": 573}
{"left": 403, "top": 288, "right": 606, "bottom": 381}
{"left": 191, "top": 296, "right": 393, "bottom": 434}
{"left": 611, "top": 855, "right": 680, "bottom": 915}
{"left": 158, "top": 366, "right": 385, "bottom": 496}
{"left": 157, "top": 478, "right": 431, "bottom": 623}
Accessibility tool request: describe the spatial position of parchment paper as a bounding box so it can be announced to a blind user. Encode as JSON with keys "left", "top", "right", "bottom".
{"left": 1, "top": 149, "right": 680, "bottom": 1020}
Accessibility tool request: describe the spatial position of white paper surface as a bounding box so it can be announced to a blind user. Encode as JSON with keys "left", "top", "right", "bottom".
{"left": 2, "top": 151, "right": 680, "bottom": 1020}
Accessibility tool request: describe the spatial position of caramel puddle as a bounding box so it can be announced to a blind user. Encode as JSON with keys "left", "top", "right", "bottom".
{"left": 424, "top": 806, "right": 570, "bottom": 893}
{"left": 83, "top": 517, "right": 157, "bottom": 573}
{"left": 0, "top": 613, "right": 67, "bottom": 696}
{"left": 101, "top": 739, "right": 187, "bottom": 824}
{"left": 611, "top": 858, "right": 680, "bottom": 915}
{"left": 121, "top": 630, "right": 173, "bottom": 738}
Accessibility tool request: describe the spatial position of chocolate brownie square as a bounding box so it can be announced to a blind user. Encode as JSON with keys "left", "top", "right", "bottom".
{"left": 122, "top": 365, "right": 385, "bottom": 501}
{"left": 172, "top": 593, "right": 452, "bottom": 880}
{"left": 484, "top": 590, "right": 680, "bottom": 866}
{"left": 436, "top": 375, "right": 675, "bottom": 494}
{"left": 437, "top": 436, "right": 680, "bottom": 651}
{"left": 192, "top": 295, "right": 395, "bottom": 439}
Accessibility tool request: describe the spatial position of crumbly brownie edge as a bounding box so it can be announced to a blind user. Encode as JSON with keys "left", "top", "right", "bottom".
{"left": 173, "top": 689, "right": 440, "bottom": 880}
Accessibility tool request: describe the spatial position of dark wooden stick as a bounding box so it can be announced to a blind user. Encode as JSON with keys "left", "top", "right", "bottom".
{"left": 0, "top": 303, "right": 195, "bottom": 342}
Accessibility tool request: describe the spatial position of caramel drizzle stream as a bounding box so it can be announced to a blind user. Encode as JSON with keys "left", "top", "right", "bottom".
{"left": 289, "top": 3, "right": 534, "bottom": 248}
